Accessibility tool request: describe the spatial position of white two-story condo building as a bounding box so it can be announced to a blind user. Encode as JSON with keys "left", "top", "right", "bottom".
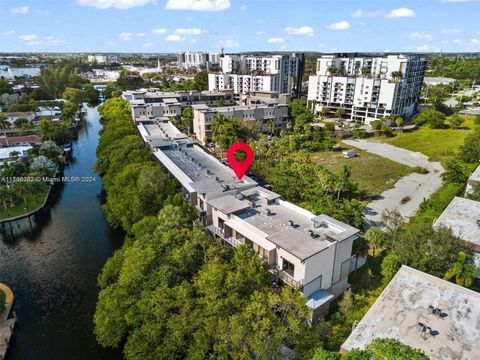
{"left": 125, "top": 94, "right": 361, "bottom": 321}
{"left": 192, "top": 103, "right": 289, "bottom": 143}
{"left": 307, "top": 54, "right": 426, "bottom": 124}
{"left": 122, "top": 89, "right": 236, "bottom": 123}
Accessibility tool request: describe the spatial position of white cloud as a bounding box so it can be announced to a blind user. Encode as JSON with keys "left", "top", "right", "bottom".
{"left": 215, "top": 39, "right": 239, "bottom": 48}
{"left": 2, "top": 31, "right": 15, "bottom": 36}
{"left": 174, "top": 28, "right": 206, "bottom": 35}
{"left": 280, "top": 45, "right": 287, "bottom": 50}
{"left": 137, "top": 32, "right": 145, "bottom": 37}
{"left": 19, "top": 34, "right": 63, "bottom": 46}
{"left": 255, "top": 31, "right": 264, "bottom": 36}
{"left": 240, "top": 4, "right": 247, "bottom": 10}
{"left": 268, "top": 37, "right": 285, "bottom": 43}
{"left": 152, "top": 28, "right": 167, "bottom": 34}
{"left": 166, "top": 34, "right": 185, "bottom": 41}
{"left": 76, "top": 0, "right": 154, "bottom": 10}
{"left": 284, "top": 26, "right": 314, "bottom": 36}
{"left": 409, "top": 32, "right": 433, "bottom": 41}
{"left": 119, "top": 32, "right": 133, "bottom": 41}
{"left": 143, "top": 42, "right": 154, "bottom": 47}
{"left": 386, "top": 8, "right": 416, "bottom": 18}
{"left": 442, "top": 28, "right": 461, "bottom": 34}
{"left": 470, "top": 38, "right": 480, "bottom": 45}
{"left": 452, "top": 39, "right": 462, "bottom": 44}
{"left": 351, "top": 9, "right": 382, "bottom": 18}
{"left": 417, "top": 44, "right": 440, "bottom": 52}
{"left": 326, "top": 21, "right": 350, "bottom": 30}
{"left": 165, "top": 0, "right": 230, "bottom": 11}
{"left": 19, "top": 34, "right": 38, "bottom": 42}
{"left": 11, "top": 6, "right": 29, "bottom": 14}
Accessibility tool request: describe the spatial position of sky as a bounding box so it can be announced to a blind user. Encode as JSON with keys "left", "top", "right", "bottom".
{"left": 0, "top": 0, "right": 479, "bottom": 53}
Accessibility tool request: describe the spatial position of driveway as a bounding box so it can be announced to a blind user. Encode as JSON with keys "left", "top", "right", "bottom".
{"left": 342, "top": 139, "right": 445, "bottom": 228}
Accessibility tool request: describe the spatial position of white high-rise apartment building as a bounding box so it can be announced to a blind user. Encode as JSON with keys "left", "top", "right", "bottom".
{"left": 307, "top": 54, "right": 426, "bottom": 124}
{"left": 177, "top": 52, "right": 220, "bottom": 69}
{"left": 209, "top": 54, "right": 300, "bottom": 95}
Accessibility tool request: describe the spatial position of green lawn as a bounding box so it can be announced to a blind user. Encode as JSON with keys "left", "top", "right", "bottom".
{"left": 0, "top": 185, "right": 50, "bottom": 220}
{"left": 380, "top": 115, "right": 476, "bottom": 166}
{"left": 310, "top": 148, "right": 413, "bottom": 200}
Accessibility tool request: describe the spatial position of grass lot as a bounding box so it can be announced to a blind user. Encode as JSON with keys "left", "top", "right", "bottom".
{"left": 310, "top": 149, "right": 413, "bottom": 200}
{"left": 0, "top": 184, "right": 50, "bottom": 220}
{"left": 380, "top": 115, "right": 476, "bottom": 166}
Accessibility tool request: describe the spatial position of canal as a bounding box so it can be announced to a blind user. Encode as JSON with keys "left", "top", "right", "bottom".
{"left": 0, "top": 105, "right": 123, "bottom": 359}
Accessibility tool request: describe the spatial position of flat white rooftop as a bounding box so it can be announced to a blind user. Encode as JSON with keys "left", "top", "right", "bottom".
{"left": 434, "top": 196, "right": 480, "bottom": 250}
{"left": 341, "top": 265, "right": 480, "bottom": 360}
{"left": 468, "top": 164, "right": 480, "bottom": 186}
{"left": 212, "top": 187, "right": 359, "bottom": 260}
{"left": 158, "top": 144, "right": 256, "bottom": 195}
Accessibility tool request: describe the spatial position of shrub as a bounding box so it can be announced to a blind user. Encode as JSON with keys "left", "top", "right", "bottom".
{"left": 381, "top": 252, "right": 401, "bottom": 283}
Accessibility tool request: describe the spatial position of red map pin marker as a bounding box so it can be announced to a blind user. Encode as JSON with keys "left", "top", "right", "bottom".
{"left": 227, "top": 142, "right": 254, "bottom": 181}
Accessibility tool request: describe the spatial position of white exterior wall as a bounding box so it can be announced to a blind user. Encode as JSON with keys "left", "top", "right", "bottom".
{"left": 277, "top": 247, "right": 306, "bottom": 285}
{"left": 332, "top": 236, "right": 355, "bottom": 284}
{"left": 303, "top": 246, "right": 336, "bottom": 297}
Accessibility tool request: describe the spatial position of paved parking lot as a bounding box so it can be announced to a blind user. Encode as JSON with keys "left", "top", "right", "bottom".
{"left": 343, "top": 139, "right": 445, "bottom": 228}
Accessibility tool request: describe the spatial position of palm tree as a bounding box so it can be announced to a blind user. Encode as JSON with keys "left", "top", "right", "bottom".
{"left": 444, "top": 251, "right": 477, "bottom": 288}
{"left": 0, "top": 114, "right": 10, "bottom": 130}
{"left": 0, "top": 185, "right": 11, "bottom": 212}
{"left": 335, "top": 164, "right": 352, "bottom": 200}
{"left": 9, "top": 150, "right": 21, "bottom": 160}
{"left": 335, "top": 107, "right": 346, "bottom": 119}
{"left": 11, "top": 181, "right": 31, "bottom": 210}
{"left": 352, "top": 236, "right": 369, "bottom": 270}
{"left": 321, "top": 106, "right": 329, "bottom": 118}
{"left": 0, "top": 114, "right": 10, "bottom": 146}
{"left": 395, "top": 117, "right": 404, "bottom": 132}
{"left": 365, "top": 227, "right": 385, "bottom": 256}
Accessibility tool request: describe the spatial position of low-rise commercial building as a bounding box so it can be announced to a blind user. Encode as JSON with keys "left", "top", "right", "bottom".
{"left": 307, "top": 54, "right": 426, "bottom": 124}
{"left": 125, "top": 95, "right": 361, "bottom": 321}
{"left": 192, "top": 103, "right": 289, "bottom": 143}
{"left": 341, "top": 265, "right": 480, "bottom": 360}
{"left": 434, "top": 196, "right": 480, "bottom": 275}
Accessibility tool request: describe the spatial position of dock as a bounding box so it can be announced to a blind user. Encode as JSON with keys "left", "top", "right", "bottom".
{"left": 0, "top": 283, "right": 16, "bottom": 360}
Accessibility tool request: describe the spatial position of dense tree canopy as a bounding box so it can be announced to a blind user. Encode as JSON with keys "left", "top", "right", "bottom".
{"left": 37, "top": 63, "right": 82, "bottom": 98}
{"left": 94, "top": 97, "right": 319, "bottom": 359}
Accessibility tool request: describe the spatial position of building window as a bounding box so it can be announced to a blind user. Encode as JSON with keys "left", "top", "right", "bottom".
{"left": 282, "top": 258, "right": 295, "bottom": 277}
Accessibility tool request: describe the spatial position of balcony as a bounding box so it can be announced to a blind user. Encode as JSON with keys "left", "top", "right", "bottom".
{"left": 269, "top": 266, "right": 303, "bottom": 288}
{"left": 207, "top": 224, "right": 225, "bottom": 238}
{"left": 224, "top": 236, "right": 242, "bottom": 247}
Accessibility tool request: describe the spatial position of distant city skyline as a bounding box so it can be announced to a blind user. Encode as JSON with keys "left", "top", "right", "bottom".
{"left": 1, "top": 0, "right": 479, "bottom": 53}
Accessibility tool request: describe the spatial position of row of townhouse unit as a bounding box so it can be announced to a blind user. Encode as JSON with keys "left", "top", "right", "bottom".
{"left": 307, "top": 54, "right": 426, "bottom": 125}
{"left": 122, "top": 89, "right": 236, "bottom": 121}
{"left": 192, "top": 103, "right": 289, "bottom": 144}
{"left": 126, "top": 98, "right": 362, "bottom": 322}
